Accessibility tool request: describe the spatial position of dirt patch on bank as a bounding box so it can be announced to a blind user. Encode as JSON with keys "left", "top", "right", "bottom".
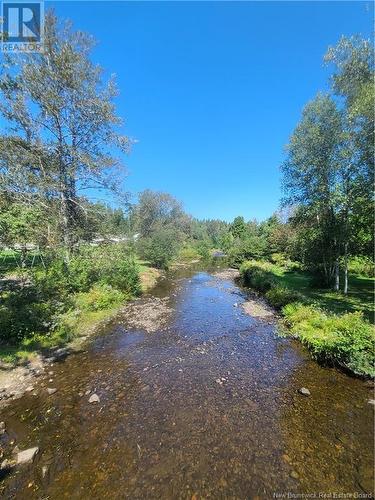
{"left": 213, "top": 269, "right": 240, "bottom": 280}
{"left": 118, "top": 297, "right": 173, "bottom": 333}
{"left": 242, "top": 299, "right": 275, "bottom": 320}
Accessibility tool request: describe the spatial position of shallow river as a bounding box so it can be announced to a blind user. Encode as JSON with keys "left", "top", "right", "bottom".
{"left": 0, "top": 264, "right": 373, "bottom": 499}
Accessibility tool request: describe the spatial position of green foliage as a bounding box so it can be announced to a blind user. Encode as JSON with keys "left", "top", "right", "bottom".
{"left": 99, "top": 255, "right": 141, "bottom": 295}
{"left": 137, "top": 229, "right": 181, "bottom": 269}
{"left": 348, "top": 256, "right": 374, "bottom": 278}
{"left": 1, "top": 244, "right": 140, "bottom": 344}
{"left": 0, "top": 287, "right": 59, "bottom": 342}
{"left": 74, "top": 284, "right": 125, "bottom": 312}
{"left": 265, "top": 285, "right": 304, "bottom": 309}
{"left": 177, "top": 245, "right": 201, "bottom": 261}
{"left": 239, "top": 260, "right": 277, "bottom": 292}
{"left": 283, "top": 303, "right": 375, "bottom": 377}
{"left": 228, "top": 237, "right": 267, "bottom": 268}
{"left": 230, "top": 216, "right": 246, "bottom": 239}
{"left": 196, "top": 240, "right": 211, "bottom": 260}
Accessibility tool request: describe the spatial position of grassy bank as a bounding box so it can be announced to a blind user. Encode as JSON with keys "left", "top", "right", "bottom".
{"left": 0, "top": 249, "right": 160, "bottom": 366}
{"left": 239, "top": 260, "right": 375, "bottom": 377}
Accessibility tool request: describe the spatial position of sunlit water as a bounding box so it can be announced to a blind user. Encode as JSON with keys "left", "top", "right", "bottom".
{"left": 0, "top": 265, "right": 373, "bottom": 498}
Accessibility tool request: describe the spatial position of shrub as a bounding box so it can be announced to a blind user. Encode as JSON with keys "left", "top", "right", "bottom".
{"left": 282, "top": 303, "right": 375, "bottom": 377}
{"left": 99, "top": 257, "right": 141, "bottom": 295}
{"left": 178, "top": 245, "right": 201, "bottom": 261}
{"left": 265, "top": 285, "right": 304, "bottom": 309}
{"left": 348, "top": 256, "right": 375, "bottom": 278}
{"left": 228, "top": 237, "right": 267, "bottom": 268}
{"left": 196, "top": 240, "right": 211, "bottom": 260}
{"left": 239, "top": 260, "right": 277, "bottom": 292}
{"left": 74, "top": 284, "right": 125, "bottom": 312}
{"left": 0, "top": 287, "right": 59, "bottom": 342}
{"left": 137, "top": 229, "right": 181, "bottom": 269}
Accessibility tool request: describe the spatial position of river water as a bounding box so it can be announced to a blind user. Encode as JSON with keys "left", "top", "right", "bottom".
{"left": 0, "top": 264, "right": 373, "bottom": 499}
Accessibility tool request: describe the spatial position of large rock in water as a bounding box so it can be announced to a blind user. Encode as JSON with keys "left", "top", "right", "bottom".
{"left": 17, "top": 447, "right": 39, "bottom": 465}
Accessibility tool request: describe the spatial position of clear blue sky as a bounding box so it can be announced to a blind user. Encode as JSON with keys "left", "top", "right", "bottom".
{"left": 49, "top": 2, "right": 373, "bottom": 220}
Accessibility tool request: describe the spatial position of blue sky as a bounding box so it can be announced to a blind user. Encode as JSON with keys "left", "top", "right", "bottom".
{"left": 47, "top": 2, "right": 374, "bottom": 220}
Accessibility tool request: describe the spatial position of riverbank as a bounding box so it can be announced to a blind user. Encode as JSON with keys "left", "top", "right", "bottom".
{"left": 239, "top": 260, "right": 375, "bottom": 378}
{"left": 0, "top": 266, "right": 161, "bottom": 408}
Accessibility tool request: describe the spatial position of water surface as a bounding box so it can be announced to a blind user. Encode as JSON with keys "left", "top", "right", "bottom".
{"left": 0, "top": 266, "right": 373, "bottom": 498}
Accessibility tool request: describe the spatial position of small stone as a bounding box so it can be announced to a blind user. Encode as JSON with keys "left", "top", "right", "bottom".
{"left": 368, "top": 399, "right": 375, "bottom": 405}
{"left": 0, "top": 422, "right": 5, "bottom": 430}
{"left": 0, "top": 459, "right": 14, "bottom": 470}
{"left": 42, "top": 465, "right": 48, "bottom": 478}
{"left": 25, "top": 386, "right": 34, "bottom": 392}
{"left": 88, "top": 393, "right": 100, "bottom": 403}
{"left": 290, "top": 470, "right": 299, "bottom": 479}
{"left": 298, "top": 387, "right": 311, "bottom": 396}
{"left": 47, "top": 388, "right": 57, "bottom": 395}
{"left": 17, "top": 447, "right": 39, "bottom": 465}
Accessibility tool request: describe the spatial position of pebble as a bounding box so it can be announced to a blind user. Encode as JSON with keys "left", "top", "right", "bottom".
{"left": 88, "top": 393, "right": 100, "bottom": 403}
{"left": 25, "top": 386, "right": 34, "bottom": 392}
{"left": 47, "top": 388, "right": 57, "bottom": 395}
{"left": 17, "top": 447, "right": 39, "bottom": 465}
{"left": 298, "top": 387, "right": 311, "bottom": 396}
{"left": 368, "top": 399, "right": 375, "bottom": 405}
{"left": 290, "top": 470, "right": 299, "bottom": 479}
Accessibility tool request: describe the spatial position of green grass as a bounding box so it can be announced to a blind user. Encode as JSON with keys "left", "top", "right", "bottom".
{"left": 276, "top": 269, "right": 374, "bottom": 323}
{"left": 0, "top": 249, "right": 45, "bottom": 275}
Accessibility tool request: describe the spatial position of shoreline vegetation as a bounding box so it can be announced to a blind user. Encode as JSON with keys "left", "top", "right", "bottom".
{"left": 238, "top": 260, "right": 374, "bottom": 378}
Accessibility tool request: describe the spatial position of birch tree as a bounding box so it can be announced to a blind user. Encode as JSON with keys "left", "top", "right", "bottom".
{"left": 0, "top": 12, "right": 130, "bottom": 260}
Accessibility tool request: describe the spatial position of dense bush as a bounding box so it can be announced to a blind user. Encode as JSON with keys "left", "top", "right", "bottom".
{"left": 0, "top": 286, "right": 60, "bottom": 342}
{"left": 137, "top": 229, "right": 181, "bottom": 269}
{"left": 228, "top": 237, "right": 267, "bottom": 268}
{"left": 348, "top": 256, "right": 375, "bottom": 278}
{"left": 239, "top": 260, "right": 277, "bottom": 292}
{"left": 265, "top": 285, "right": 304, "bottom": 309}
{"left": 1, "top": 244, "right": 140, "bottom": 344}
{"left": 283, "top": 303, "right": 375, "bottom": 377}
{"left": 196, "top": 240, "right": 211, "bottom": 260}
{"left": 177, "top": 245, "right": 201, "bottom": 261}
{"left": 74, "top": 284, "right": 125, "bottom": 312}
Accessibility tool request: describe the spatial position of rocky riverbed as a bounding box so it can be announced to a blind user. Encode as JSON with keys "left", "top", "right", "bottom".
{"left": 0, "top": 264, "right": 373, "bottom": 498}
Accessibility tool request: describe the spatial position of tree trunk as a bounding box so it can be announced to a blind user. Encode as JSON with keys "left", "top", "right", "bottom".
{"left": 334, "top": 258, "right": 340, "bottom": 292}
{"left": 343, "top": 242, "right": 348, "bottom": 295}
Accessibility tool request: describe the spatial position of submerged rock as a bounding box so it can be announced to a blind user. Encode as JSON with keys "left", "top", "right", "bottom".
{"left": 298, "top": 387, "right": 311, "bottom": 396}
{"left": 88, "top": 393, "right": 100, "bottom": 403}
{"left": 16, "top": 446, "right": 39, "bottom": 465}
{"left": 0, "top": 459, "right": 14, "bottom": 470}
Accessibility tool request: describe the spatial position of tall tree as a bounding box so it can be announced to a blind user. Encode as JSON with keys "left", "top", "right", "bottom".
{"left": 281, "top": 93, "right": 345, "bottom": 289}
{"left": 325, "top": 36, "right": 374, "bottom": 293}
{"left": 0, "top": 12, "right": 130, "bottom": 260}
{"left": 230, "top": 216, "right": 246, "bottom": 239}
